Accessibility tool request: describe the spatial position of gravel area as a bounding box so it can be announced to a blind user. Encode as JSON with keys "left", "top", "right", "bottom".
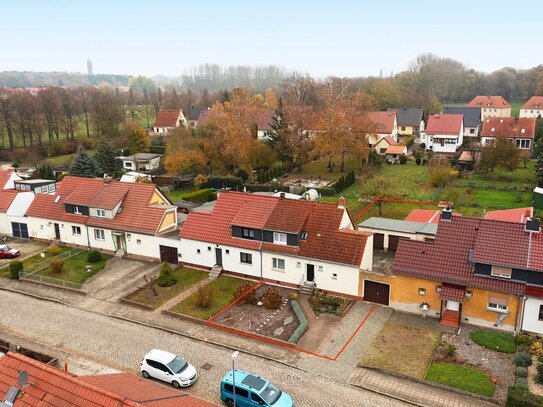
{"left": 440, "top": 325, "right": 515, "bottom": 404}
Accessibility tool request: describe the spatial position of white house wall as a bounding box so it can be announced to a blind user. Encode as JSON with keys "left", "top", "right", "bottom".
{"left": 522, "top": 297, "right": 543, "bottom": 335}
{"left": 339, "top": 209, "right": 354, "bottom": 230}
{"left": 520, "top": 109, "right": 543, "bottom": 119}
{"left": 0, "top": 213, "right": 11, "bottom": 235}
{"left": 360, "top": 234, "right": 373, "bottom": 270}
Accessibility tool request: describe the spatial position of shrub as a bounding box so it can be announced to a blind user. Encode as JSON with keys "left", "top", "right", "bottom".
{"left": 507, "top": 386, "right": 543, "bottom": 407}
{"left": 195, "top": 285, "right": 214, "bottom": 309}
{"left": 514, "top": 352, "right": 533, "bottom": 367}
{"left": 156, "top": 262, "right": 176, "bottom": 287}
{"left": 290, "top": 292, "right": 298, "bottom": 300}
{"left": 9, "top": 260, "right": 23, "bottom": 279}
{"left": 399, "top": 154, "right": 408, "bottom": 164}
{"left": 536, "top": 363, "right": 543, "bottom": 384}
{"left": 514, "top": 377, "right": 528, "bottom": 390}
{"left": 47, "top": 245, "right": 62, "bottom": 256}
{"left": 86, "top": 250, "right": 102, "bottom": 263}
{"left": 516, "top": 367, "right": 528, "bottom": 378}
{"left": 233, "top": 282, "right": 256, "bottom": 304}
{"left": 47, "top": 140, "right": 65, "bottom": 157}
{"left": 289, "top": 300, "right": 309, "bottom": 343}
{"left": 443, "top": 342, "right": 457, "bottom": 358}
{"left": 538, "top": 354, "right": 543, "bottom": 364}
{"left": 79, "top": 136, "right": 97, "bottom": 150}
{"left": 193, "top": 174, "right": 208, "bottom": 190}
{"left": 262, "top": 286, "right": 282, "bottom": 309}
{"left": 181, "top": 188, "right": 211, "bottom": 203}
{"left": 50, "top": 259, "right": 64, "bottom": 274}
{"left": 419, "top": 142, "right": 426, "bottom": 149}
{"left": 531, "top": 341, "right": 543, "bottom": 356}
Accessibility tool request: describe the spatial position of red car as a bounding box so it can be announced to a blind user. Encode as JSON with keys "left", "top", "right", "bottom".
{"left": 0, "top": 245, "right": 20, "bottom": 259}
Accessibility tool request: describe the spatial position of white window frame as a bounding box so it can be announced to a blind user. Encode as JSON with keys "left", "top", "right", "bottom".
{"left": 273, "top": 232, "right": 287, "bottom": 245}
{"left": 96, "top": 209, "right": 106, "bottom": 218}
{"left": 242, "top": 228, "right": 255, "bottom": 239}
{"left": 487, "top": 302, "right": 508, "bottom": 313}
{"left": 272, "top": 257, "right": 285, "bottom": 270}
{"left": 71, "top": 226, "right": 81, "bottom": 236}
{"left": 73, "top": 205, "right": 82, "bottom": 215}
{"left": 491, "top": 265, "right": 512, "bottom": 279}
{"left": 94, "top": 229, "right": 105, "bottom": 241}
{"left": 240, "top": 252, "right": 252, "bottom": 265}
{"left": 418, "top": 288, "right": 426, "bottom": 295}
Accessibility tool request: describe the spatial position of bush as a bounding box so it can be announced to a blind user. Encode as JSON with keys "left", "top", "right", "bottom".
{"left": 507, "top": 386, "right": 543, "bottom": 407}
{"left": 193, "top": 174, "right": 208, "bottom": 190}
{"left": 538, "top": 354, "right": 543, "bottom": 364}
{"left": 86, "top": 250, "right": 102, "bottom": 263}
{"left": 399, "top": 154, "right": 408, "bottom": 164}
{"left": 47, "top": 140, "right": 65, "bottom": 157}
{"left": 514, "top": 352, "right": 533, "bottom": 367}
{"left": 262, "top": 286, "right": 282, "bottom": 309}
{"left": 536, "top": 363, "right": 543, "bottom": 384}
{"left": 181, "top": 188, "right": 211, "bottom": 203}
{"left": 195, "top": 285, "right": 214, "bottom": 309}
{"left": 443, "top": 342, "right": 457, "bottom": 358}
{"left": 78, "top": 136, "right": 97, "bottom": 150}
{"left": 419, "top": 142, "right": 426, "bottom": 149}
{"left": 156, "top": 262, "right": 176, "bottom": 287}
{"left": 9, "top": 260, "right": 23, "bottom": 279}
{"left": 290, "top": 292, "right": 298, "bottom": 300}
{"left": 233, "top": 282, "right": 256, "bottom": 304}
{"left": 289, "top": 300, "right": 309, "bottom": 343}
{"left": 47, "top": 245, "right": 62, "bottom": 256}
{"left": 514, "top": 377, "right": 529, "bottom": 390}
{"left": 50, "top": 259, "right": 64, "bottom": 274}
{"left": 516, "top": 367, "right": 528, "bottom": 378}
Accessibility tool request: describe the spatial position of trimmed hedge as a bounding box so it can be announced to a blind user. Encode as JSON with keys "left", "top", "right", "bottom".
{"left": 507, "top": 386, "right": 543, "bottom": 407}
{"left": 204, "top": 176, "right": 243, "bottom": 190}
{"left": 314, "top": 187, "right": 336, "bottom": 197}
{"left": 182, "top": 188, "right": 211, "bottom": 203}
{"left": 289, "top": 300, "right": 309, "bottom": 343}
{"left": 9, "top": 260, "right": 23, "bottom": 279}
{"left": 150, "top": 145, "right": 166, "bottom": 154}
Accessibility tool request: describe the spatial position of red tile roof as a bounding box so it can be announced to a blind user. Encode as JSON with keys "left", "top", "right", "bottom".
{"left": 0, "top": 170, "right": 16, "bottom": 189}
{"left": 26, "top": 176, "right": 174, "bottom": 235}
{"left": 81, "top": 373, "right": 218, "bottom": 406}
{"left": 368, "top": 111, "right": 396, "bottom": 134}
{"left": 154, "top": 109, "right": 182, "bottom": 128}
{"left": 481, "top": 117, "right": 536, "bottom": 139}
{"left": 526, "top": 285, "right": 543, "bottom": 299}
{"left": 458, "top": 151, "right": 479, "bottom": 163}
{"left": 256, "top": 110, "right": 275, "bottom": 132}
{"left": 426, "top": 114, "right": 463, "bottom": 135}
{"left": 404, "top": 209, "right": 441, "bottom": 224}
{"left": 468, "top": 96, "right": 510, "bottom": 109}
{"left": 484, "top": 207, "right": 532, "bottom": 223}
{"left": 521, "top": 96, "right": 543, "bottom": 110}
{"left": 440, "top": 283, "right": 465, "bottom": 302}
{"left": 197, "top": 109, "right": 212, "bottom": 126}
{"left": 385, "top": 145, "right": 406, "bottom": 155}
{"left": 181, "top": 191, "right": 369, "bottom": 266}
{"left": 0, "top": 190, "right": 18, "bottom": 212}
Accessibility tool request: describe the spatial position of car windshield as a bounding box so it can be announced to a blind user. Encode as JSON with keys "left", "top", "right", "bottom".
{"left": 167, "top": 356, "right": 188, "bottom": 374}
{"left": 260, "top": 383, "right": 282, "bottom": 405}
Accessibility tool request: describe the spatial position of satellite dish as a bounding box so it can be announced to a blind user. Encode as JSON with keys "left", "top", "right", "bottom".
{"left": 18, "top": 371, "right": 28, "bottom": 388}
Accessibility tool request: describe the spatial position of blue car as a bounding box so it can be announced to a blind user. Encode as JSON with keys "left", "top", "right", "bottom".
{"left": 220, "top": 370, "right": 294, "bottom": 407}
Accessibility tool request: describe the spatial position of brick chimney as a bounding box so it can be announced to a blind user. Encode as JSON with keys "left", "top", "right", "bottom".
{"left": 103, "top": 174, "right": 113, "bottom": 185}
{"left": 338, "top": 196, "right": 346, "bottom": 209}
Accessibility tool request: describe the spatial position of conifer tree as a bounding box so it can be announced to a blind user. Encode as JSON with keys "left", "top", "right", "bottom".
{"left": 266, "top": 97, "right": 294, "bottom": 168}
{"left": 95, "top": 143, "right": 122, "bottom": 176}
{"left": 69, "top": 146, "right": 100, "bottom": 178}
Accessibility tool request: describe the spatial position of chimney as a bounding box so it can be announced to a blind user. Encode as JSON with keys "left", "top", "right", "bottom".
{"left": 526, "top": 217, "right": 540, "bottom": 233}
{"left": 338, "top": 196, "right": 346, "bottom": 209}
{"left": 279, "top": 192, "right": 285, "bottom": 200}
{"left": 103, "top": 174, "right": 113, "bottom": 185}
{"left": 440, "top": 206, "right": 453, "bottom": 222}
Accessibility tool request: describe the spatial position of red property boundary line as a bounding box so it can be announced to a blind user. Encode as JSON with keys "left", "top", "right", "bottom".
{"left": 206, "top": 286, "right": 377, "bottom": 361}
{"left": 352, "top": 197, "right": 450, "bottom": 222}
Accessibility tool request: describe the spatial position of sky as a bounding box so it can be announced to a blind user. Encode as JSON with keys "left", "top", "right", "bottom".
{"left": 1, "top": 0, "right": 542, "bottom": 78}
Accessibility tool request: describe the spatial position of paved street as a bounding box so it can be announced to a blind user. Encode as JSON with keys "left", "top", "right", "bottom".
{"left": 0, "top": 290, "right": 407, "bottom": 407}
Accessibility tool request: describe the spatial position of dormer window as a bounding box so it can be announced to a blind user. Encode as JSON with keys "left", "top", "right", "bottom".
{"left": 242, "top": 228, "right": 255, "bottom": 239}
{"left": 273, "top": 232, "right": 287, "bottom": 245}
{"left": 74, "top": 205, "right": 82, "bottom": 214}
{"left": 300, "top": 231, "right": 308, "bottom": 240}
{"left": 491, "top": 265, "right": 512, "bottom": 279}
{"left": 96, "top": 209, "right": 106, "bottom": 217}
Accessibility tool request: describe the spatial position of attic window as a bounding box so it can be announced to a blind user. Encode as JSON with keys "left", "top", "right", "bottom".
{"left": 54, "top": 195, "right": 61, "bottom": 203}
{"left": 491, "top": 265, "right": 512, "bottom": 279}
{"left": 491, "top": 128, "right": 495, "bottom": 132}
{"left": 300, "top": 232, "right": 308, "bottom": 240}
{"left": 118, "top": 206, "right": 123, "bottom": 213}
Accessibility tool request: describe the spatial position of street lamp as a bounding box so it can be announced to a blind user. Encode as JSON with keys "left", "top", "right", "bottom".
{"left": 232, "top": 351, "right": 239, "bottom": 407}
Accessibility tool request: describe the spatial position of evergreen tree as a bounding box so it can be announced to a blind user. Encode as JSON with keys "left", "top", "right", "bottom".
{"left": 39, "top": 164, "right": 55, "bottom": 180}
{"left": 69, "top": 146, "right": 100, "bottom": 178}
{"left": 95, "top": 143, "right": 122, "bottom": 176}
{"left": 128, "top": 127, "right": 150, "bottom": 155}
{"left": 537, "top": 149, "right": 543, "bottom": 188}
{"left": 266, "top": 97, "right": 294, "bottom": 168}
{"left": 220, "top": 90, "right": 231, "bottom": 103}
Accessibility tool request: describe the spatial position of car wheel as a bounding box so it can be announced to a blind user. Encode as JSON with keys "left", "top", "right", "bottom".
{"left": 6, "top": 255, "right": 12, "bottom": 259}
{"left": 172, "top": 380, "right": 181, "bottom": 389}
{"left": 225, "top": 399, "right": 234, "bottom": 407}
{"left": 141, "top": 370, "right": 150, "bottom": 379}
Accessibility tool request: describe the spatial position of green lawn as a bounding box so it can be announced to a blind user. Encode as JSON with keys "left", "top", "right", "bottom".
{"left": 126, "top": 267, "right": 209, "bottom": 309}
{"left": 469, "top": 330, "right": 516, "bottom": 353}
{"left": 293, "top": 156, "right": 360, "bottom": 180}
{"left": 36, "top": 251, "right": 112, "bottom": 284}
{"left": 169, "top": 275, "right": 253, "bottom": 320}
{"left": 425, "top": 363, "right": 495, "bottom": 397}
{"left": 165, "top": 186, "right": 198, "bottom": 202}
{"left": 0, "top": 246, "right": 72, "bottom": 278}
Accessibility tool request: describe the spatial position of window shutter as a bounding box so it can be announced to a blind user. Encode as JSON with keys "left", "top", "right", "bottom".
{"left": 488, "top": 295, "right": 508, "bottom": 306}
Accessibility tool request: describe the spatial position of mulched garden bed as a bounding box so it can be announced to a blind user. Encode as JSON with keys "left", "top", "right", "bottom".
{"left": 212, "top": 285, "right": 300, "bottom": 342}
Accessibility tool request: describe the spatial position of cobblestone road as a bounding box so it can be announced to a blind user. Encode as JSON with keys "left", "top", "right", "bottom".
{"left": 0, "top": 290, "right": 407, "bottom": 407}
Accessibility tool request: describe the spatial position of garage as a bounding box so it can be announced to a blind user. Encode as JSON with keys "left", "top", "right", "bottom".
{"left": 11, "top": 222, "right": 29, "bottom": 239}
{"left": 159, "top": 245, "right": 178, "bottom": 264}
{"left": 388, "top": 235, "right": 401, "bottom": 251}
{"left": 363, "top": 280, "right": 390, "bottom": 306}
{"left": 373, "top": 233, "right": 384, "bottom": 250}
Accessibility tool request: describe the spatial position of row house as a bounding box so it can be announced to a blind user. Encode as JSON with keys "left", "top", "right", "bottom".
{"left": 443, "top": 107, "right": 481, "bottom": 138}
{"left": 520, "top": 96, "right": 543, "bottom": 119}
{"left": 468, "top": 95, "right": 511, "bottom": 121}
{"left": 367, "top": 111, "right": 398, "bottom": 150}
{"left": 420, "top": 114, "right": 464, "bottom": 154}
{"left": 179, "top": 191, "right": 373, "bottom": 298}
{"left": 387, "top": 107, "right": 424, "bottom": 137}
{"left": 481, "top": 117, "right": 536, "bottom": 151}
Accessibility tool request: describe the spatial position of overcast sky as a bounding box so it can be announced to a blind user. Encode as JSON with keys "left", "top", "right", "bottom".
{"left": 2, "top": 0, "right": 542, "bottom": 78}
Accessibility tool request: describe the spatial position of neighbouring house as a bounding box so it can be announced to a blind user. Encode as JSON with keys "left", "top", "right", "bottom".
{"left": 387, "top": 107, "right": 424, "bottom": 136}
{"left": 196, "top": 108, "right": 212, "bottom": 127}
{"left": 25, "top": 176, "right": 179, "bottom": 262}
{"left": 520, "top": 96, "right": 543, "bottom": 118}
{"left": 0, "top": 352, "right": 217, "bottom": 406}
{"left": 467, "top": 96, "right": 511, "bottom": 120}
{"left": 152, "top": 109, "right": 187, "bottom": 134}
{"left": 14, "top": 179, "right": 56, "bottom": 194}
{"left": 443, "top": 106, "right": 481, "bottom": 138}
{"left": 373, "top": 135, "right": 398, "bottom": 156}
{"left": 119, "top": 153, "right": 162, "bottom": 173}
{"left": 255, "top": 109, "right": 275, "bottom": 140}
{"left": 384, "top": 144, "right": 407, "bottom": 164}
{"left": 187, "top": 107, "right": 202, "bottom": 127}
{"left": 480, "top": 117, "right": 536, "bottom": 151}
{"left": 284, "top": 105, "right": 322, "bottom": 137}
{"left": 119, "top": 171, "right": 153, "bottom": 183}
{"left": 179, "top": 192, "right": 373, "bottom": 298}
{"left": 484, "top": 207, "right": 533, "bottom": 223}
{"left": 366, "top": 208, "right": 543, "bottom": 333}
{"left": 367, "top": 111, "right": 398, "bottom": 147}
{"left": 420, "top": 114, "right": 464, "bottom": 154}
{"left": 358, "top": 217, "right": 437, "bottom": 251}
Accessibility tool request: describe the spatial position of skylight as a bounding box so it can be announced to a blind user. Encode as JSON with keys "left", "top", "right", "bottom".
{"left": 54, "top": 195, "right": 61, "bottom": 203}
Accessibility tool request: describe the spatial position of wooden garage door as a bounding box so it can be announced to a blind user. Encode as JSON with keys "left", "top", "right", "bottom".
{"left": 159, "top": 245, "right": 178, "bottom": 264}
{"left": 388, "top": 235, "right": 401, "bottom": 251}
{"left": 363, "top": 280, "right": 390, "bottom": 306}
{"left": 373, "top": 233, "right": 384, "bottom": 250}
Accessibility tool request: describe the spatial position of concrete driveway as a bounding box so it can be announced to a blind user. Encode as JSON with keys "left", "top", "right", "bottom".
{"left": 0, "top": 239, "right": 49, "bottom": 265}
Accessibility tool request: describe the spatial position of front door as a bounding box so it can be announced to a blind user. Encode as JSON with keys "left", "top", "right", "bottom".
{"left": 54, "top": 223, "right": 61, "bottom": 240}
{"left": 446, "top": 300, "right": 460, "bottom": 312}
{"left": 160, "top": 245, "right": 178, "bottom": 264}
{"left": 306, "top": 264, "right": 315, "bottom": 282}
{"left": 215, "top": 248, "right": 223, "bottom": 266}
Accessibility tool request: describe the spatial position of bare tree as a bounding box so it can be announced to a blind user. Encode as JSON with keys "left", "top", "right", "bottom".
{"left": 60, "top": 88, "right": 78, "bottom": 139}
{"left": 143, "top": 274, "right": 158, "bottom": 296}
{"left": 0, "top": 89, "right": 16, "bottom": 150}
{"left": 76, "top": 86, "right": 92, "bottom": 136}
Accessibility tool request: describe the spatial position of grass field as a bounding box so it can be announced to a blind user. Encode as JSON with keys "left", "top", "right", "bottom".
{"left": 36, "top": 251, "right": 112, "bottom": 284}
{"left": 425, "top": 363, "right": 495, "bottom": 397}
{"left": 293, "top": 156, "right": 360, "bottom": 180}
{"left": 469, "top": 330, "right": 516, "bottom": 353}
{"left": 0, "top": 246, "right": 72, "bottom": 278}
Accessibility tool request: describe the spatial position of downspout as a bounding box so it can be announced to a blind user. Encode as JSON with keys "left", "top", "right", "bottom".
{"left": 516, "top": 295, "right": 526, "bottom": 334}
{"left": 85, "top": 218, "right": 91, "bottom": 250}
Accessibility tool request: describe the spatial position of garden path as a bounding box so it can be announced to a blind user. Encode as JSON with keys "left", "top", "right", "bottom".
{"left": 155, "top": 275, "right": 213, "bottom": 312}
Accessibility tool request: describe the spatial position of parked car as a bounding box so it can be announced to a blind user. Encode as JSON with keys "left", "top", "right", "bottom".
{"left": 220, "top": 370, "right": 294, "bottom": 407}
{"left": 140, "top": 349, "right": 197, "bottom": 388}
{"left": 0, "top": 245, "right": 20, "bottom": 259}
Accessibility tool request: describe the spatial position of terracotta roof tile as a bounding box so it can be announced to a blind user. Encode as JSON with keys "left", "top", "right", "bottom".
{"left": 440, "top": 283, "right": 465, "bottom": 302}
{"left": 481, "top": 117, "right": 536, "bottom": 139}
{"left": 368, "top": 111, "right": 396, "bottom": 134}
{"left": 484, "top": 207, "right": 532, "bottom": 223}
{"left": 154, "top": 109, "right": 182, "bottom": 128}
{"left": 426, "top": 114, "right": 463, "bottom": 135}
{"left": 522, "top": 96, "right": 543, "bottom": 110}
{"left": 264, "top": 199, "right": 312, "bottom": 234}
{"left": 468, "top": 96, "right": 510, "bottom": 108}
{"left": 0, "top": 190, "right": 18, "bottom": 212}
{"left": 385, "top": 145, "right": 406, "bottom": 155}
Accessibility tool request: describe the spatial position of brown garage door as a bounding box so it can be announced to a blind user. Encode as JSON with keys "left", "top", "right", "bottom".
{"left": 159, "top": 245, "right": 178, "bottom": 264}
{"left": 374, "top": 233, "right": 384, "bottom": 250}
{"left": 363, "top": 280, "right": 390, "bottom": 306}
{"left": 388, "top": 235, "right": 401, "bottom": 251}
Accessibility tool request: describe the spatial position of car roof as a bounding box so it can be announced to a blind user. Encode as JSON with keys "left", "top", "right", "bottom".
{"left": 143, "top": 349, "right": 177, "bottom": 364}
{"left": 0, "top": 245, "right": 8, "bottom": 249}
{"left": 222, "top": 370, "right": 269, "bottom": 391}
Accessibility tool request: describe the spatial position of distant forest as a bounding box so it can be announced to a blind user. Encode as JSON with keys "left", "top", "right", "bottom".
{"left": 0, "top": 71, "right": 130, "bottom": 88}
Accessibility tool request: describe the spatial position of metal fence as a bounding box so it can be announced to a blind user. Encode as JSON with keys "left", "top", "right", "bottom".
{"left": 22, "top": 249, "right": 80, "bottom": 275}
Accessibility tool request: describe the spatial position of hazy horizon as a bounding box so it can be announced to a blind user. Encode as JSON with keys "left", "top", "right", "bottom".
{"left": 2, "top": 1, "right": 542, "bottom": 78}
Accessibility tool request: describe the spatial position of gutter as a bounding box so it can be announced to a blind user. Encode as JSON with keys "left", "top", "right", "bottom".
{"left": 517, "top": 295, "right": 527, "bottom": 334}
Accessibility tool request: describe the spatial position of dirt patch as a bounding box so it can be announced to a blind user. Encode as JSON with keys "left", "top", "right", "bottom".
{"left": 212, "top": 285, "right": 299, "bottom": 342}
{"left": 359, "top": 322, "right": 441, "bottom": 378}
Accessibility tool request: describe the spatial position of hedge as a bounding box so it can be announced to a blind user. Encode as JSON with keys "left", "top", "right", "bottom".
{"left": 289, "top": 300, "right": 309, "bottom": 343}
{"left": 182, "top": 188, "right": 212, "bottom": 203}
{"left": 204, "top": 176, "right": 243, "bottom": 190}
{"left": 150, "top": 145, "right": 166, "bottom": 154}
{"left": 9, "top": 260, "right": 23, "bottom": 279}
{"left": 506, "top": 386, "right": 543, "bottom": 407}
